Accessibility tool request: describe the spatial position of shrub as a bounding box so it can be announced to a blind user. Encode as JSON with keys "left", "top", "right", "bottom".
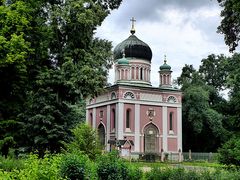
{"left": 0, "top": 156, "right": 24, "bottom": 171}
{"left": 66, "top": 123, "right": 102, "bottom": 160}
{"left": 60, "top": 153, "right": 96, "bottom": 180}
{"left": 17, "top": 153, "right": 63, "bottom": 180}
{"left": 126, "top": 165, "right": 143, "bottom": 180}
{"left": 218, "top": 137, "right": 240, "bottom": 166}
{"left": 145, "top": 168, "right": 202, "bottom": 180}
{"left": 96, "top": 151, "right": 128, "bottom": 180}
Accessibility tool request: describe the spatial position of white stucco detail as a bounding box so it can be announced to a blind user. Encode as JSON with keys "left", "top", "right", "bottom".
{"left": 86, "top": 99, "right": 182, "bottom": 109}
{"left": 134, "top": 104, "right": 140, "bottom": 152}
{"left": 177, "top": 107, "right": 182, "bottom": 151}
{"left": 140, "top": 93, "right": 162, "bottom": 102}
{"left": 95, "top": 94, "right": 108, "bottom": 103}
{"left": 117, "top": 102, "right": 124, "bottom": 139}
{"left": 93, "top": 108, "right": 96, "bottom": 129}
{"left": 162, "top": 106, "right": 168, "bottom": 152}
{"left": 107, "top": 105, "right": 110, "bottom": 151}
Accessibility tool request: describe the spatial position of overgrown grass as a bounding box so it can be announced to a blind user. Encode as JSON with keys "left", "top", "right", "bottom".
{"left": 0, "top": 154, "right": 240, "bottom": 179}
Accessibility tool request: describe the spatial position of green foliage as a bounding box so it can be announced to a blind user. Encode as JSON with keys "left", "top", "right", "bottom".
{"left": 67, "top": 123, "right": 102, "bottom": 160}
{"left": 218, "top": 0, "right": 240, "bottom": 52}
{"left": 126, "top": 165, "right": 143, "bottom": 180}
{"left": 199, "top": 54, "right": 228, "bottom": 91}
{"left": 0, "top": 0, "right": 122, "bottom": 156}
{"left": 96, "top": 151, "right": 128, "bottom": 180}
{"left": 60, "top": 153, "right": 96, "bottom": 180}
{"left": 0, "top": 136, "right": 15, "bottom": 157}
{"left": 16, "top": 153, "right": 63, "bottom": 180}
{"left": 145, "top": 168, "right": 200, "bottom": 180}
{"left": 218, "top": 137, "right": 240, "bottom": 166}
{"left": 145, "top": 167, "right": 240, "bottom": 180}
{"left": 179, "top": 62, "right": 227, "bottom": 151}
{"left": 183, "top": 86, "right": 209, "bottom": 133}
{"left": 0, "top": 156, "right": 24, "bottom": 172}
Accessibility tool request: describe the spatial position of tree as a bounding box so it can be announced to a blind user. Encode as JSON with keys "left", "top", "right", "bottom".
{"left": 218, "top": 136, "right": 240, "bottom": 166}
{"left": 66, "top": 123, "right": 102, "bottom": 160}
{"left": 179, "top": 64, "right": 227, "bottom": 151}
{"left": 217, "top": 0, "right": 240, "bottom": 52}
{"left": 0, "top": 0, "right": 123, "bottom": 157}
{"left": 199, "top": 54, "right": 228, "bottom": 91}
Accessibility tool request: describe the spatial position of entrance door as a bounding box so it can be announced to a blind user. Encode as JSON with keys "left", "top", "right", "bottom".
{"left": 98, "top": 124, "right": 105, "bottom": 148}
{"left": 144, "top": 124, "right": 159, "bottom": 153}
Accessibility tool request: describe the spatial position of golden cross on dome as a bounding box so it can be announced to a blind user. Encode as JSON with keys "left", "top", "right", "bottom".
{"left": 164, "top": 55, "right": 167, "bottom": 63}
{"left": 130, "top": 17, "right": 136, "bottom": 35}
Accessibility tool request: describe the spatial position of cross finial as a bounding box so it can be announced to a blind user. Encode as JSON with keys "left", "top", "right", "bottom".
{"left": 122, "top": 49, "right": 125, "bottom": 58}
{"left": 130, "top": 17, "right": 136, "bottom": 35}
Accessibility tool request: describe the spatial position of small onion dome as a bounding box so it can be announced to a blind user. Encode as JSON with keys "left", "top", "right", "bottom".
{"left": 117, "top": 52, "right": 129, "bottom": 65}
{"left": 113, "top": 34, "right": 152, "bottom": 61}
{"left": 160, "top": 57, "right": 171, "bottom": 71}
{"left": 117, "top": 57, "right": 129, "bottom": 65}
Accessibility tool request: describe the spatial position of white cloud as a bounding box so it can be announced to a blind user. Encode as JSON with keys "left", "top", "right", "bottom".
{"left": 96, "top": 0, "right": 229, "bottom": 87}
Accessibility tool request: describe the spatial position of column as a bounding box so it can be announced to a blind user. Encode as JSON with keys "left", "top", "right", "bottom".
{"left": 177, "top": 107, "right": 182, "bottom": 151}
{"left": 134, "top": 66, "right": 136, "bottom": 79}
{"left": 117, "top": 102, "right": 124, "bottom": 139}
{"left": 162, "top": 106, "right": 168, "bottom": 152}
{"left": 93, "top": 108, "right": 96, "bottom": 129}
{"left": 134, "top": 104, "right": 140, "bottom": 152}
{"left": 107, "top": 105, "right": 110, "bottom": 151}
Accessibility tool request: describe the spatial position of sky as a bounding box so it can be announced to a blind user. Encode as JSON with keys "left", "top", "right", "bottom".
{"left": 96, "top": 0, "right": 231, "bottom": 87}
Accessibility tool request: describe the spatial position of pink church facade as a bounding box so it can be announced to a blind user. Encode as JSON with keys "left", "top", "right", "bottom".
{"left": 86, "top": 24, "right": 182, "bottom": 156}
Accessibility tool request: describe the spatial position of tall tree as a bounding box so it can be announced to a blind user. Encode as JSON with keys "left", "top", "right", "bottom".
{"left": 0, "top": 0, "right": 122, "bottom": 157}
{"left": 217, "top": 0, "right": 240, "bottom": 52}
{"left": 179, "top": 64, "right": 227, "bottom": 151}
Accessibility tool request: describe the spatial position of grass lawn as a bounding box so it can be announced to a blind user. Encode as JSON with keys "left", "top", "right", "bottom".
{"left": 126, "top": 160, "right": 225, "bottom": 169}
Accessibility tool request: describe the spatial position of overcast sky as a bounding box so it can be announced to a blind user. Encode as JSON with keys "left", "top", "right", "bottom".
{"left": 96, "top": 0, "right": 231, "bottom": 87}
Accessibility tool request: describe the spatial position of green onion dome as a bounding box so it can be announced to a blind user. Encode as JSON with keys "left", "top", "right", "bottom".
{"left": 117, "top": 56, "right": 129, "bottom": 65}
{"left": 113, "top": 34, "right": 152, "bottom": 61}
{"left": 160, "top": 59, "right": 171, "bottom": 71}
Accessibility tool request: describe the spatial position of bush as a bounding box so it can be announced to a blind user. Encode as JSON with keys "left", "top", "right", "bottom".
{"left": 60, "top": 153, "right": 96, "bottom": 180}
{"left": 0, "top": 156, "right": 24, "bottom": 171}
{"left": 126, "top": 165, "right": 143, "bottom": 180}
{"left": 66, "top": 123, "right": 102, "bottom": 160}
{"left": 218, "top": 137, "right": 240, "bottom": 166}
{"left": 96, "top": 151, "right": 128, "bottom": 180}
{"left": 17, "top": 153, "right": 63, "bottom": 180}
{"left": 145, "top": 168, "right": 202, "bottom": 180}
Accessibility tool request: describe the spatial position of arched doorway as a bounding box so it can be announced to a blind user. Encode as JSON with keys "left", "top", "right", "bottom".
{"left": 98, "top": 124, "right": 106, "bottom": 148}
{"left": 144, "top": 123, "right": 159, "bottom": 153}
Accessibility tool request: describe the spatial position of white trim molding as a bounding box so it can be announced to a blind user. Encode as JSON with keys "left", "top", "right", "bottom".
{"left": 93, "top": 108, "right": 96, "bottom": 129}
{"left": 162, "top": 106, "right": 168, "bottom": 152}
{"left": 134, "top": 104, "right": 140, "bottom": 152}
{"left": 177, "top": 107, "right": 182, "bottom": 151}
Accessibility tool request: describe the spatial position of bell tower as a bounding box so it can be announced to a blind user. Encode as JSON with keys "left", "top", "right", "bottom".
{"left": 159, "top": 55, "right": 172, "bottom": 88}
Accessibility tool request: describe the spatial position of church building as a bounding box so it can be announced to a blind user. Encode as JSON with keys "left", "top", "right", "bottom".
{"left": 86, "top": 19, "right": 182, "bottom": 157}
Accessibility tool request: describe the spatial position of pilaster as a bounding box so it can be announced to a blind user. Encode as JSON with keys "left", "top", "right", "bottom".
{"left": 134, "top": 104, "right": 140, "bottom": 152}
{"left": 162, "top": 106, "right": 168, "bottom": 151}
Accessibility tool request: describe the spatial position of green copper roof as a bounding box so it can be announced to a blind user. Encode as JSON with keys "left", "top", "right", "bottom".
{"left": 118, "top": 57, "right": 129, "bottom": 65}
{"left": 160, "top": 60, "right": 171, "bottom": 71}
{"left": 113, "top": 35, "right": 152, "bottom": 61}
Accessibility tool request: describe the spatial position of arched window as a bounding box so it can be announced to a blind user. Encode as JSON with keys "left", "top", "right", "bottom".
{"left": 98, "top": 124, "right": 105, "bottom": 148}
{"left": 126, "top": 109, "right": 131, "bottom": 128}
{"left": 124, "top": 92, "right": 135, "bottom": 99}
{"left": 111, "top": 92, "right": 116, "bottom": 99}
{"left": 112, "top": 109, "right": 116, "bottom": 129}
{"left": 169, "top": 112, "right": 173, "bottom": 131}
{"left": 167, "top": 96, "right": 177, "bottom": 103}
{"left": 140, "top": 68, "right": 143, "bottom": 80}
{"left": 90, "top": 113, "right": 93, "bottom": 127}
